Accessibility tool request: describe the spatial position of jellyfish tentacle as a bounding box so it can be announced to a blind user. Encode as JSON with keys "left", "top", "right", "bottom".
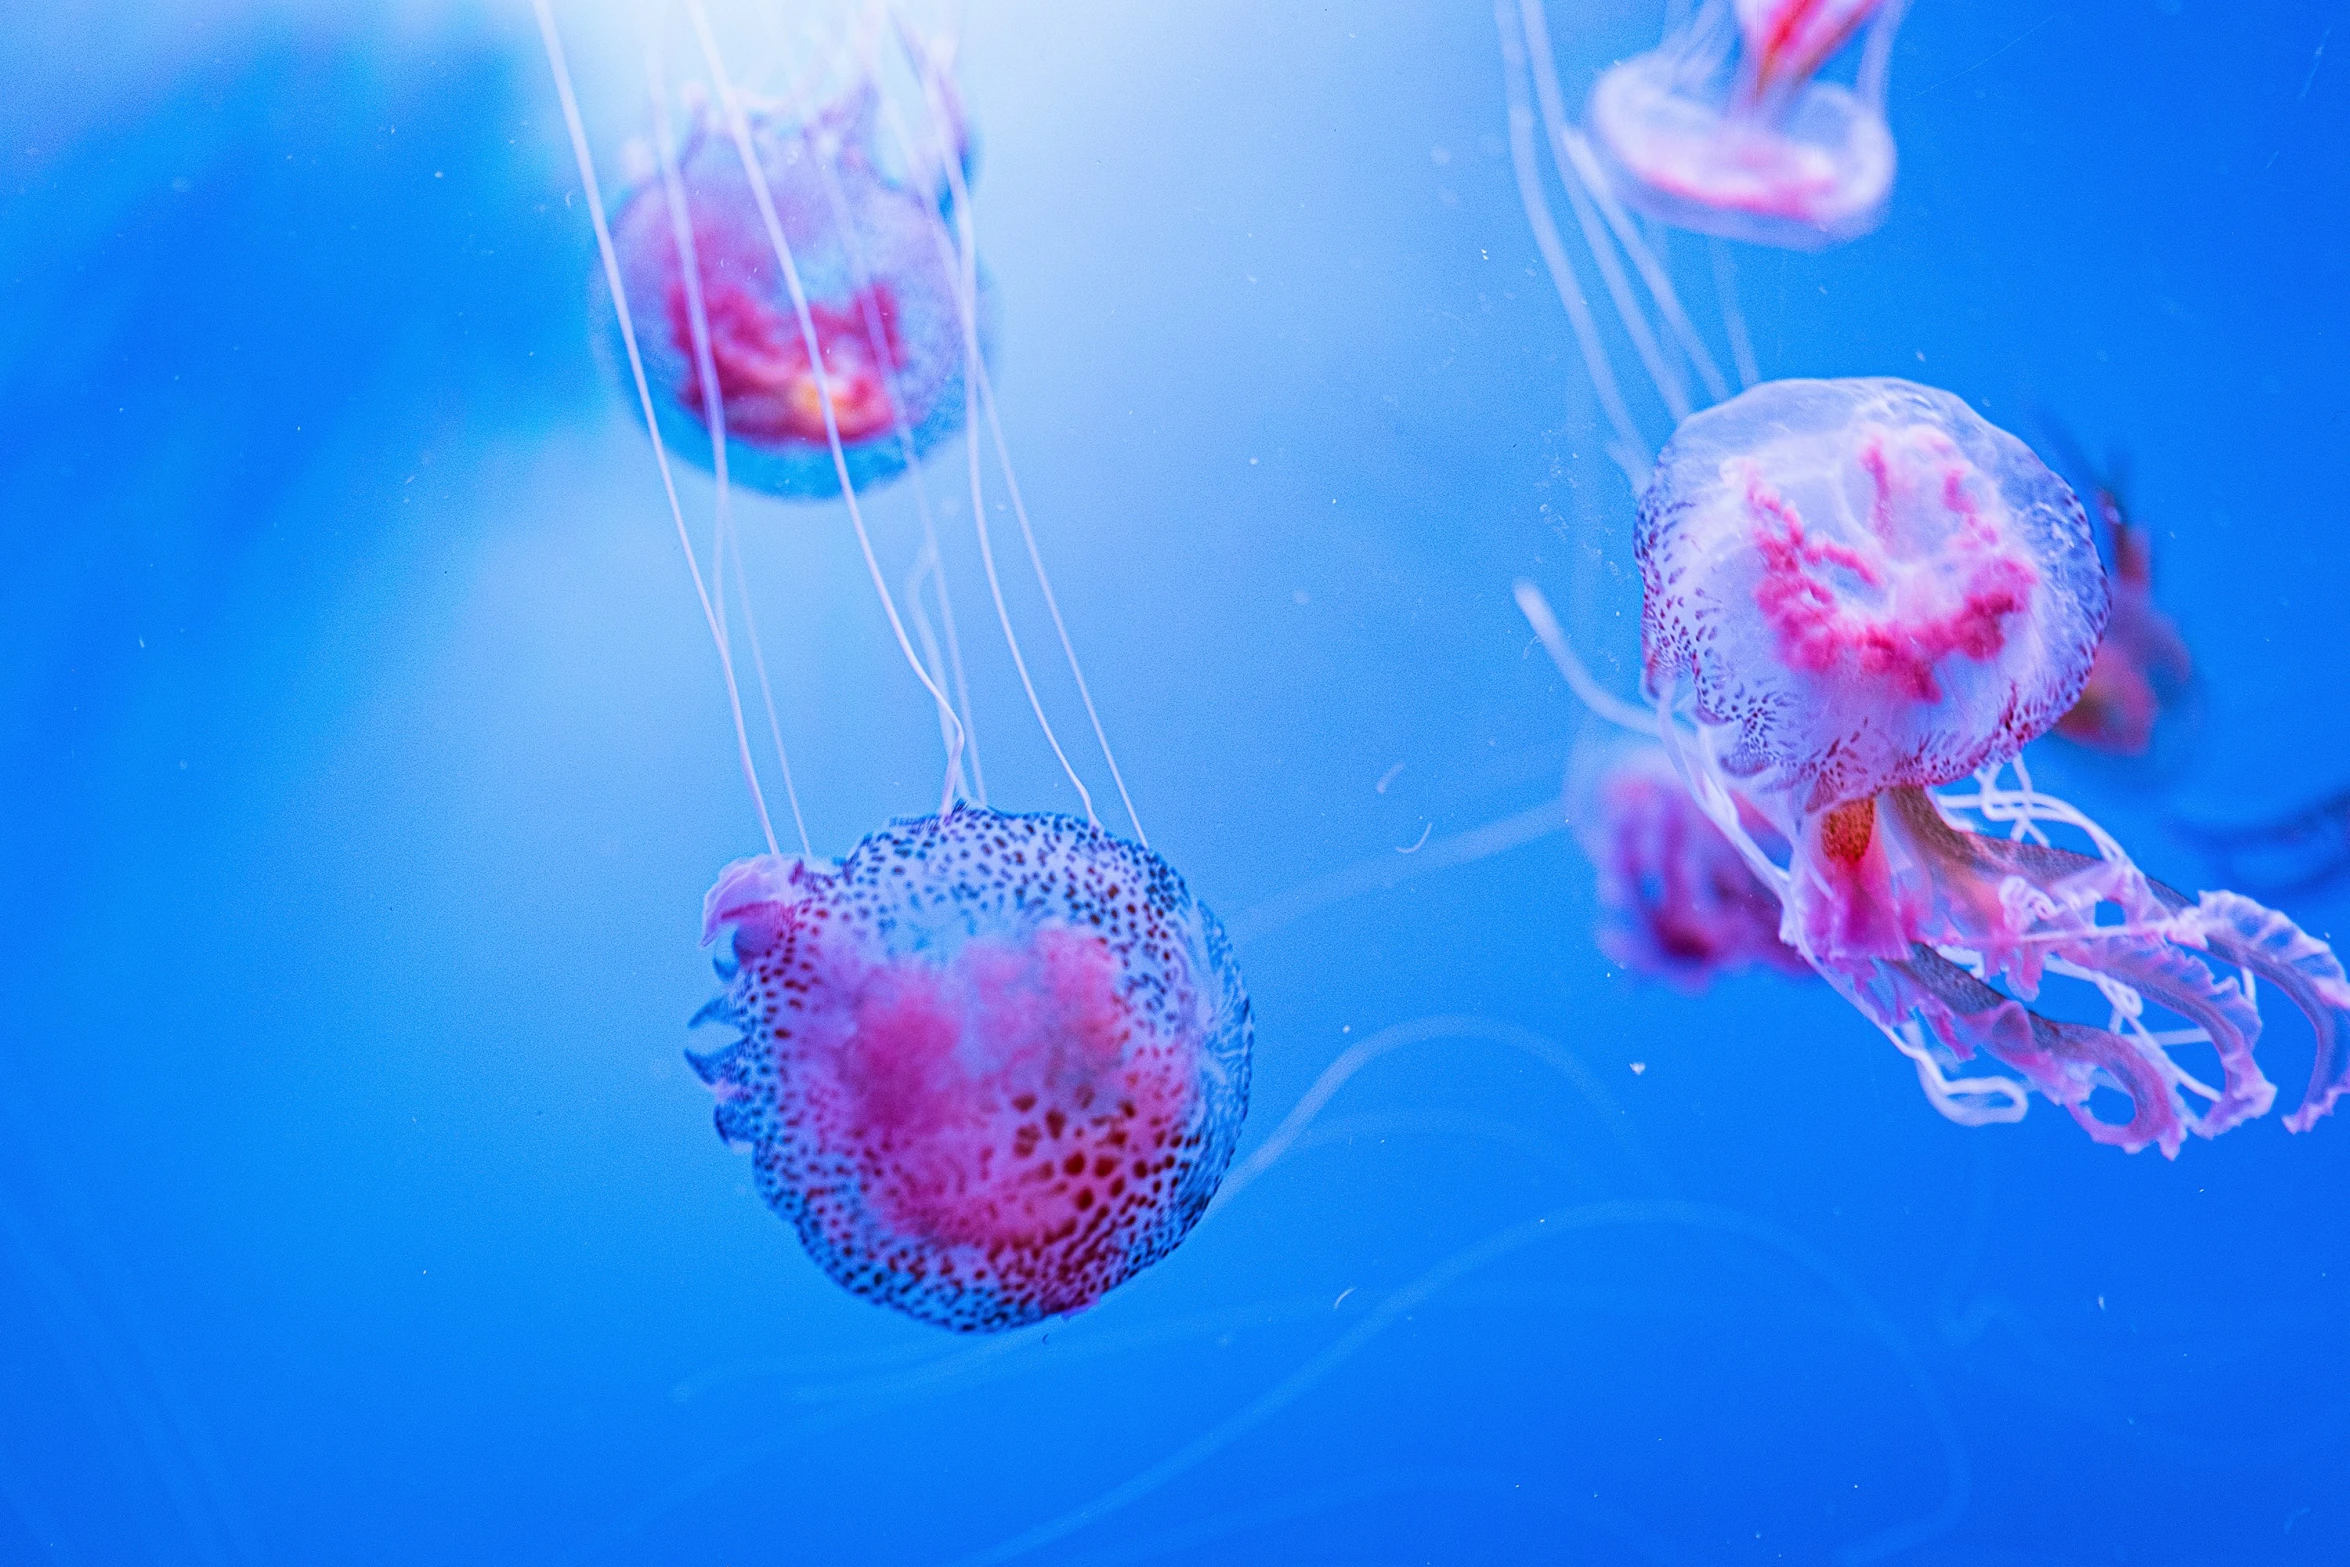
{"left": 1519, "top": 0, "right": 1696, "bottom": 421}
{"left": 2163, "top": 889, "right": 2350, "bottom": 1133}
{"left": 1496, "top": 0, "right": 1650, "bottom": 482}
{"left": 1879, "top": 946, "right": 2191, "bottom": 1156}
{"left": 1890, "top": 788, "right": 2279, "bottom": 1138}
{"left": 2053, "top": 935, "right": 2274, "bottom": 1139}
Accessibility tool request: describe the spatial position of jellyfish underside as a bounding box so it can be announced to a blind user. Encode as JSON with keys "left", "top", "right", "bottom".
{"left": 1586, "top": 0, "right": 1898, "bottom": 248}
{"left": 1829, "top": 786, "right": 2347, "bottom": 1155}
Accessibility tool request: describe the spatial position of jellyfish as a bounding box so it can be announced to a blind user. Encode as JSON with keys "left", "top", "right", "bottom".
{"left": 1496, "top": 0, "right": 1909, "bottom": 500}
{"left": 1638, "top": 376, "right": 2350, "bottom": 1154}
{"left": 1575, "top": 740, "right": 1810, "bottom": 987}
{"left": 535, "top": 5, "right": 1248, "bottom": 1326}
{"left": 2050, "top": 458, "right": 2194, "bottom": 756}
{"left": 605, "top": 74, "right": 984, "bottom": 499}
{"left": 690, "top": 807, "right": 1252, "bottom": 1333}
{"left": 1585, "top": 0, "right": 1908, "bottom": 250}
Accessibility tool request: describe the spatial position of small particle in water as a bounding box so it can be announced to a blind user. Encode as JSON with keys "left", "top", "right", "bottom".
{"left": 1375, "top": 762, "right": 1404, "bottom": 794}
{"left": 1396, "top": 822, "right": 1433, "bottom": 854}
{"left": 1629, "top": 1061, "right": 1647, "bottom": 1075}
{"left": 1333, "top": 1287, "right": 1355, "bottom": 1308}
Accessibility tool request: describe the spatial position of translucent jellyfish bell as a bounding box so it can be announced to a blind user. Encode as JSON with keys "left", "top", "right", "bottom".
{"left": 607, "top": 83, "right": 990, "bottom": 500}
{"left": 1586, "top": 0, "right": 1906, "bottom": 249}
{"left": 1641, "top": 376, "right": 2107, "bottom": 815}
{"left": 693, "top": 807, "right": 1253, "bottom": 1333}
{"left": 1639, "top": 377, "right": 2350, "bottom": 1156}
{"left": 1573, "top": 738, "right": 1808, "bottom": 988}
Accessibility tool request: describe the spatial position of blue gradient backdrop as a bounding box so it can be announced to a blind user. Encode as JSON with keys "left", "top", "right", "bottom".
{"left": 4, "top": 3, "right": 2346, "bottom": 1563}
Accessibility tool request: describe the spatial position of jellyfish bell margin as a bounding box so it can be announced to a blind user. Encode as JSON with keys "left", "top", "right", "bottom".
{"left": 1636, "top": 377, "right": 2350, "bottom": 1155}
{"left": 691, "top": 806, "right": 1255, "bottom": 1333}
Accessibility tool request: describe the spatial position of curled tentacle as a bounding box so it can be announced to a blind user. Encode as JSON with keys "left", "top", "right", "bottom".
{"left": 2056, "top": 934, "right": 2274, "bottom": 1140}
{"left": 1878, "top": 945, "right": 2191, "bottom": 1156}
{"left": 2160, "top": 888, "right": 2350, "bottom": 1133}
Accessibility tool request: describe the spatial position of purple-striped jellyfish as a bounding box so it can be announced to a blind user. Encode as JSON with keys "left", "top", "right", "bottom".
{"left": 691, "top": 807, "right": 1253, "bottom": 1332}
{"left": 1576, "top": 741, "right": 1809, "bottom": 988}
{"left": 606, "top": 81, "right": 985, "bottom": 499}
{"left": 1586, "top": 0, "right": 1908, "bottom": 248}
{"left": 1638, "top": 377, "right": 2350, "bottom": 1154}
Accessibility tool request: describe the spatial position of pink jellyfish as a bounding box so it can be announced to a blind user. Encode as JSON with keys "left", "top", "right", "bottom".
{"left": 1576, "top": 741, "right": 1810, "bottom": 987}
{"left": 692, "top": 808, "right": 1253, "bottom": 1333}
{"left": 1638, "top": 377, "right": 2350, "bottom": 1154}
{"left": 2054, "top": 474, "right": 2194, "bottom": 755}
{"left": 1585, "top": 0, "right": 1909, "bottom": 248}
{"left": 606, "top": 80, "right": 984, "bottom": 499}
{"left": 536, "top": 6, "right": 1238, "bottom": 1331}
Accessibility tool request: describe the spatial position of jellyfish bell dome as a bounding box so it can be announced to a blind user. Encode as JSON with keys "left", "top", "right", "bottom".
{"left": 1638, "top": 377, "right": 2109, "bottom": 813}
{"left": 692, "top": 807, "right": 1254, "bottom": 1334}
{"left": 1585, "top": 0, "right": 1898, "bottom": 249}
{"left": 605, "top": 85, "right": 990, "bottom": 502}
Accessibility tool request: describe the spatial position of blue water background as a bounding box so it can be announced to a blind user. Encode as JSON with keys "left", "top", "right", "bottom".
{"left": 5, "top": 2, "right": 2348, "bottom": 1562}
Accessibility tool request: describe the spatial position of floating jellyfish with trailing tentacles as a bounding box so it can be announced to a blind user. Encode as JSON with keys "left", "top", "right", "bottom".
{"left": 1575, "top": 739, "right": 1810, "bottom": 988}
{"left": 1638, "top": 377, "right": 2350, "bottom": 1154}
{"left": 1586, "top": 0, "right": 1911, "bottom": 249}
{"left": 536, "top": 2, "right": 1248, "bottom": 1327}
{"left": 1495, "top": 0, "right": 1910, "bottom": 505}
{"left": 605, "top": 56, "right": 987, "bottom": 498}
{"left": 692, "top": 808, "right": 1252, "bottom": 1333}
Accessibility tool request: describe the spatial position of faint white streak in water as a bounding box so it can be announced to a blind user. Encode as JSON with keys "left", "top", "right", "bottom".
{"left": 598, "top": 1292, "right": 1346, "bottom": 1554}
{"left": 2299, "top": 26, "right": 2331, "bottom": 103}
{"left": 943, "top": 1200, "right": 1970, "bottom": 1567}
{"left": 1709, "top": 237, "right": 1761, "bottom": 391}
{"left": 1224, "top": 797, "right": 1566, "bottom": 945}
{"left": 0, "top": 1177, "right": 253, "bottom": 1565}
{"left": 1914, "top": 10, "right": 2059, "bottom": 100}
{"left": 1206, "top": 1013, "right": 1663, "bottom": 1216}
